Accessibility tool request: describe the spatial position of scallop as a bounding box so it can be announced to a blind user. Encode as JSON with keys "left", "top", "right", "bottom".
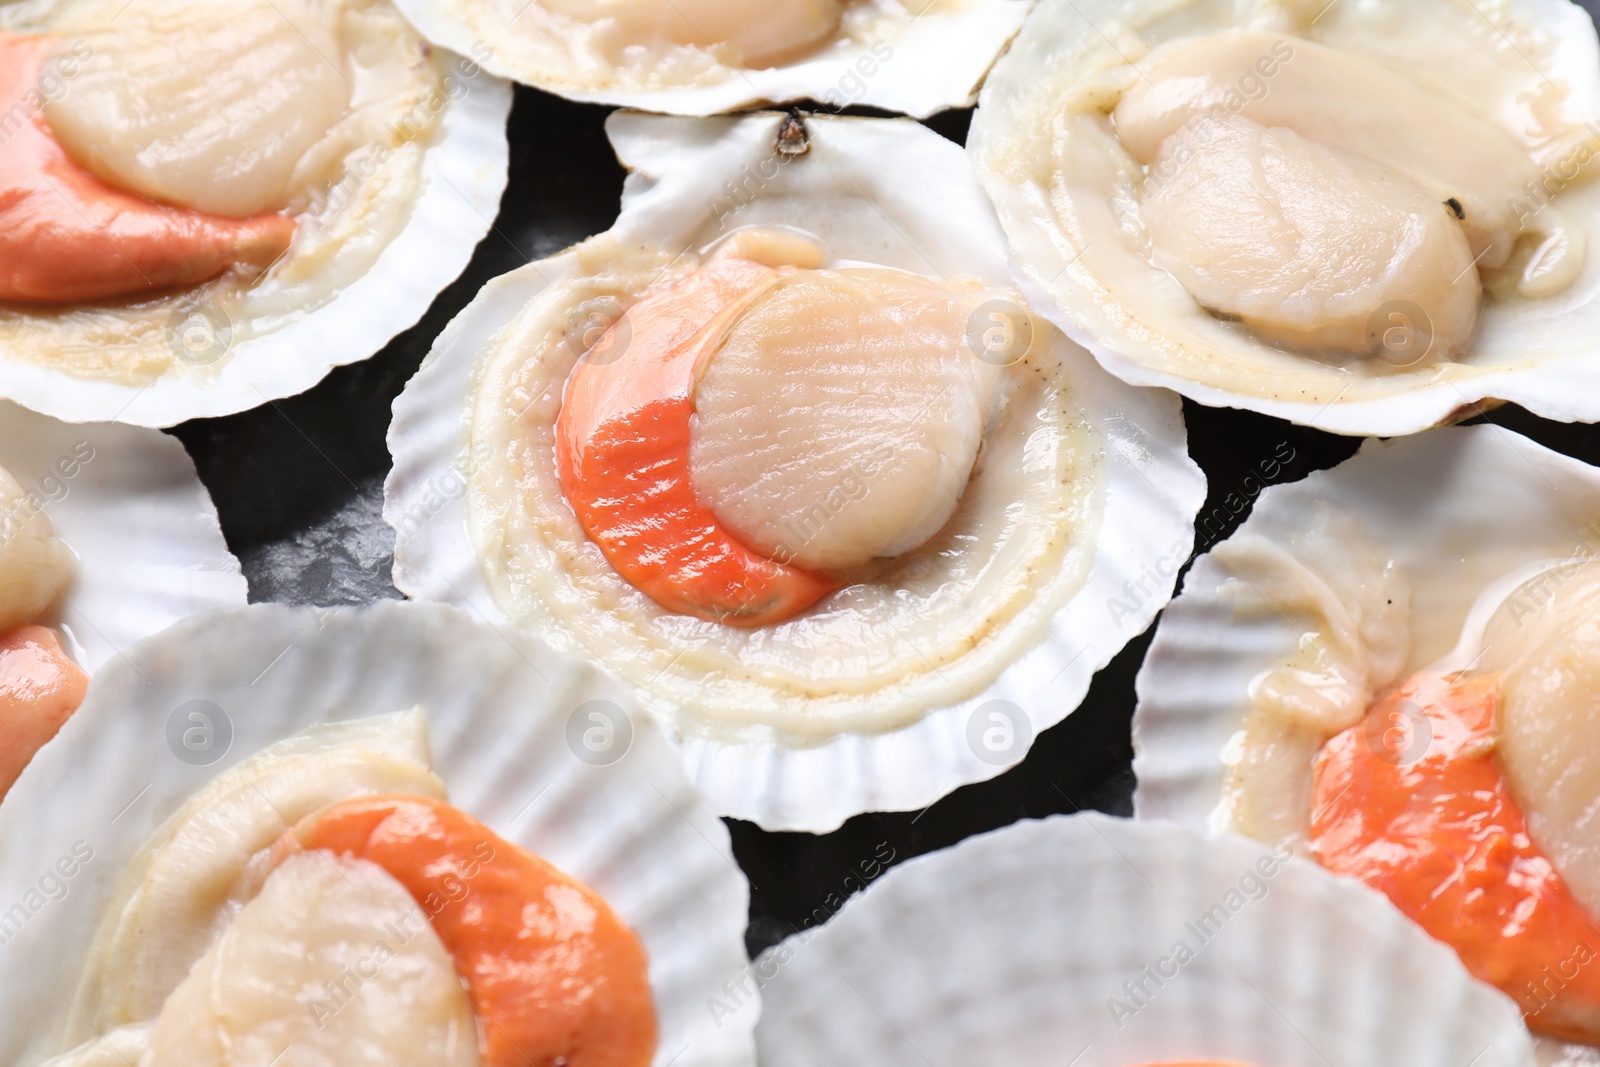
{"left": 0, "top": 0, "right": 510, "bottom": 426}
{"left": 690, "top": 268, "right": 1003, "bottom": 572}
{"left": 1132, "top": 425, "right": 1600, "bottom": 1060}
{"left": 1133, "top": 111, "right": 1480, "bottom": 360}
{"left": 540, "top": 0, "right": 846, "bottom": 69}
{"left": 45, "top": 0, "right": 352, "bottom": 217}
{"left": 1134, "top": 426, "right": 1600, "bottom": 836}
{"left": 0, "top": 465, "right": 76, "bottom": 633}
{"left": 72, "top": 711, "right": 446, "bottom": 1035}
{"left": 147, "top": 852, "right": 479, "bottom": 1067}
{"left": 971, "top": 0, "right": 1600, "bottom": 435}
{"left": 1480, "top": 561, "right": 1600, "bottom": 922}
{"left": 389, "top": 0, "right": 1031, "bottom": 117}
{"left": 388, "top": 111, "right": 1206, "bottom": 831}
{"left": 1113, "top": 29, "right": 1546, "bottom": 274}
{"left": 0, "top": 603, "right": 754, "bottom": 1067}
{"left": 0, "top": 401, "right": 246, "bottom": 673}
{"left": 0, "top": 403, "right": 246, "bottom": 798}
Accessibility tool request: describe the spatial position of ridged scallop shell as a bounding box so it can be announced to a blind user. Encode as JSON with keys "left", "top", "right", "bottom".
{"left": 969, "top": 0, "right": 1600, "bottom": 436}
{"left": 385, "top": 110, "right": 1205, "bottom": 831}
{"left": 1134, "top": 425, "right": 1600, "bottom": 828}
{"left": 0, "top": 36, "right": 511, "bottom": 428}
{"left": 390, "top": 0, "right": 1028, "bottom": 118}
{"left": 0, "top": 601, "right": 755, "bottom": 1067}
{"left": 0, "top": 399, "right": 246, "bottom": 667}
{"left": 1133, "top": 425, "right": 1600, "bottom": 1064}
{"left": 755, "top": 813, "right": 1536, "bottom": 1067}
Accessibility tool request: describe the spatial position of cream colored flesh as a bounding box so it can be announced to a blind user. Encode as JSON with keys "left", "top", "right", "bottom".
{"left": 45, "top": 0, "right": 351, "bottom": 217}
{"left": 0, "top": 465, "right": 75, "bottom": 631}
{"left": 970, "top": 0, "right": 1600, "bottom": 412}
{"left": 1134, "top": 112, "right": 1481, "bottom": 361}
{"left": 146, "top": 853, "right": 480, "bottom": 1067}
{"left": 1481, "top": 562, "right": 1600, "bottom": 920}
{"left": 1208, "top": 510, "right": 1410, "bottom": 841}
{"left": 541, "top": 0, "right": 845, "bottom": 68}
{"left": 2, "top": 0, "right": 442, "bottom": 386}
{"left": 1115, "top": 30, "right": 1555, "bottom": 275}
{"left": 36, "top": 1026, "right": 153, "bottom": 1067}
{"left": 68, "top": 710, "right": 447, "bottom": 1041}
{"left": 424, "top": 0, "right": 935, "bottom": 96}
{"left": 690, "top": 268, "right": 1004, "bottom": 573}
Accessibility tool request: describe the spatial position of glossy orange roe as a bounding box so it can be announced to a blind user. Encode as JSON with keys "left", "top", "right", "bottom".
{"left": 556, "top": 256, "right": 839, "bottom": 625}
{"left": 278, "top": 794, "right": 657, "bottom": 1067}
{"left": 0, "top": 34, "right": 293, "bottom": 304}
{"left": 0, "top": 624, "right": 87, "bottom": 799}
{"left": 1311, "top": 671, "right": 1600, "bottom": 1041}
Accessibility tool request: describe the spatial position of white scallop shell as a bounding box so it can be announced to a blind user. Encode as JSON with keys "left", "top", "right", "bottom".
{"left": 969, "top": 0, "right": 1600, "bottom": 436}
{"left": 0, "top": 59, "right": 511, "bottom": 428}
{"left": 0, "top": 399, "right": 246, "bottom": 668}
{"left": 1133, "top": 425, "right": 1600, "bottom": 1064}
{"left": 1133, "top": 424, "right": 1600, "bottom": 829}
{"left": 755, "top": 813, "right": 1537, "bottom": 1067}
{"left": 385, "top": 110, "right": 1206, "bottom": 831}
{"left": 0, "top": 601, "right": 755, "bottom": 1067}
{"left": 391, "top": 0, "right": 1029, "bottom": 118}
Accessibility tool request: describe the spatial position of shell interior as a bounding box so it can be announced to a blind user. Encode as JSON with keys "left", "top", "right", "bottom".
{"left": 0, "top": 7, "right": 512, "bottom": 427}
{"left": 970, "top": 0, "right": 1600, "bottom": 435}
{"left": 1135, "top": 424, "right": 1600, "bottom": 831}
{"left": 385, "top": 111, "right": 1206, "bottom": 831}
{"left": 0, "top": 601, "right": 756, "bottom": 1067}
{"left": 0, "top": 400, "right": 246, "bottom": 669}
{"left": 1132, "top": 425, "right": 1600, "bottom": 1063}
{"left": 390, "top": 0, "right": 1030, "bottom": 118}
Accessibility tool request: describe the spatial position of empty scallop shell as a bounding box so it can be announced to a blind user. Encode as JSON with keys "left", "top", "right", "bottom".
{"left": 0, "top": 399, "right": 246, "bottom": 668}
{"left": 755, "top": 813, "right": 1537, "bottom": 1067}
{"left": 1133, "top": 425, "right": 1600, "bottom": 1064}
{"left": 390, "top": 0, "right": 1029, "bottom": 118}
{"left": 385, "top": 110, "right": 1205, "bottom": 831}
{"left": 0, "top": 24, "right": 511, "bottom": 428}
{"left": 0, "top": 601, "right": 755, "bottom": 1067}
{"left": 970, "top": 0, "right": 1600, "bottom": 436}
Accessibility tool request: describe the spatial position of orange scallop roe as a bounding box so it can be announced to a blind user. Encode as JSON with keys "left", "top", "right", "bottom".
{"left": 0, "top": 623, "right": 87, "bottom": 799}
{"left": 0, "top": 34, "right": 294, "bottom": 305}
{"left": 275, "top": 794, "right": 657, "bottom": 1067}
{"left": 556, "top": 255, "right": 840, "bottom": 626}
{"left": 1311, "top": 670, "right": 1600, "bottom": 1041}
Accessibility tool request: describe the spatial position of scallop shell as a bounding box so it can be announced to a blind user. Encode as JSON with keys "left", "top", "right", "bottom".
{"left": 390, "top": 0, "right": 1029, "bottom": 118}
{"left": 0, "top": 52, "right": 511, "bottom": 428}
{"left": 1133, "top": 425, "right": 1600, "bottom": 1064}
{"left": 754, "top": 813, "right": 1536, "bottom": 1067}
{"left": 0, "top": 601, "right": 755, "bottom": 1067}
{"left": 0, "top": 399, "right": 246, "bottom": 668}
{"left": 969, "top": 0, "right": 1600, "bottom": 436}
{"left": 385, "top": 110, "right": 1206, "bottom": 831}
{"left": 1133, "top": 424, "right": 1600, "bottom": 829}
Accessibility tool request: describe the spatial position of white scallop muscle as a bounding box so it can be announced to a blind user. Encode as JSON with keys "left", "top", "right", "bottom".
{"left": 690, "top": 268, "right": 1003, "bottom": 573}
{"left": 67, "top": 710, "right": 447, "bottom": 1041}
{"left": 44, "top": 0, "right": 352, "bottom": 217}
{"left": 145, "top": 852, "right": 480, "bottom": 1067}
{"left": 0, "top": 464, "right": 75, "bottom": 632}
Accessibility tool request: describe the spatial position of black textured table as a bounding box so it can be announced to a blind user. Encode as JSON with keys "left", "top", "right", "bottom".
{"left": 166, "top": 6, "right": 1600, "bottom": 957}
